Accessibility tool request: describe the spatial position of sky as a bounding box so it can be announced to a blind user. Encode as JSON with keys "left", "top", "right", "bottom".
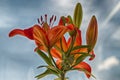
{"left": 0, "top": 0, "right": 120, "bottom": 80}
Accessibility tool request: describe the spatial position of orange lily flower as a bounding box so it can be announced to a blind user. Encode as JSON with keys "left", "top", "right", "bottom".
{"left": 51, "top": 29, "right": 93, "bottom": 78}
{"left": 9, "top": 15, "right": 71, "bottom": 50}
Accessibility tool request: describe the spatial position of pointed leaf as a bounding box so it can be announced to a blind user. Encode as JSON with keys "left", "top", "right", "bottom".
{"left": 75, "top": 54, "right": 89, "bottom": 65}
{"left": 36, "top": 49, "right": 53, "bottom": 66}
{"left": 35, "top": 69, "right": 56, "bottom": 79}
{"left": 72, "top": 45, "right": 90, "bottom": 51}
{"left": 37, "top": 65, "right": 48, "bottom": 69}
{"left": 73, "top": 3, "right": 83, "bottom": 28}
{"left": 67, "top": 15, "right": 73, "bottom": 24}
{"left": 35, "top": 66, "right": 60, "bottom": 79}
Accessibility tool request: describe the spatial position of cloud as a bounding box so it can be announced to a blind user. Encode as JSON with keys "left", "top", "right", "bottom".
{"left": 98, "top": 56, "right": 119, "bottom": 71}
{"left": 0, "top": 8, "right": 17, "bottom": 28}
{"left": 51, "top": 0, "right": 72, "bottom": 8}
{"left": 112, "top": 27, "right": 120, "bottom": 40}
{"left": 102, "top": 1, "right": 120, "bottom": 28}
{"left": 27, "top": 67, "right": 35, "bottom": 80}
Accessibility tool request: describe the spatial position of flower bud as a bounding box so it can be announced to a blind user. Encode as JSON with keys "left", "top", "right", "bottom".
{"left": 86, "top": 16, "right": 98, "bottom": 51}
{"left": 73, "top": 3, "right": 83, "bottom": 28}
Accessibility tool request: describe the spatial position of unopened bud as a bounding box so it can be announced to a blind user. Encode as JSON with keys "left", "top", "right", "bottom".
{"left": 86, "top": 16, "right": 98, "bottom": 51}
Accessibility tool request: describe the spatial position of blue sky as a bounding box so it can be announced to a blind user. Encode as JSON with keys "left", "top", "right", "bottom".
{"left": 0, "top": 0, "right": 120, "bottom": 80}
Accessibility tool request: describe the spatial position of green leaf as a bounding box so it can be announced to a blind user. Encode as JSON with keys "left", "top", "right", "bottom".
{"left": 74, "top": 52, "right": 90, "bottom": 55}
{"left": 36, "top": 49, "right": 53, "bottom": 66}
{"left": 35, "top": 68, "right": 59, "bottom": 79}
{"left": 37, "top": 65, "right": 48, "bottom": 69}
{"left": 37, "top": 65, "right": 61, "bottom": 75}
{"left": 35, "top": 69, "right": 50, "bottom": 79}
{"left": 72, "top": 45, "right": 90, "bottom": 51}
{"left": 67, "top": 15, "right": 73, "bottom": 24}
{"left": 35, "top": 69, "right": 54, "bottom": 79}
{"left": 75, "top": 54, "right": 89, "bottom": 65}
{"left": 73, "top": 3, "right": 83, "bottom": 28}
{"left": 61, "top": 16, "right": 66, "bottom": 26}
{"left": 67, "top": 15, "right": 76, "bottom": 36}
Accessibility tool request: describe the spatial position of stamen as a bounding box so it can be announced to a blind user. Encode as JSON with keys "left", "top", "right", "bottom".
{"left": 45, "top": 14, "right": 47, "bottom": 23}
{"left": 51, "top": 15, "right": 56, "bottom": 26}
{"left": 38, "top": 14, "right": 56, "bottom": 27}
{"left": 37, "top": 18, "right": 40, "bottom": 24}
{"left": 41, "top": 16, "right": 43, "bottom": 22}
{"left": 49, "top": 15, "right": 54, "bottom": 26}
{"left": 54, "top": 16, "right": 56, "bottom": 22}
{"left": 41, "top": 21, "right": 44, "bottom": 25}
{"left": 39, "top": 16, "right": 44, "bottom": 26}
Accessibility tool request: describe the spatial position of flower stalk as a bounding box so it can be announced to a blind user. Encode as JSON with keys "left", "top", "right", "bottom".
{"left": 48, "top": 48, "right": 58, "bottom": 68}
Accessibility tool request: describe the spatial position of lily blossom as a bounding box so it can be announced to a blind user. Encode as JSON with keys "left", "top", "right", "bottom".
{"left": 9, "top": 15, "right": 71, "bottom": 50}
{"left": 51, "top": 29, "right": 93, "bottom": 78}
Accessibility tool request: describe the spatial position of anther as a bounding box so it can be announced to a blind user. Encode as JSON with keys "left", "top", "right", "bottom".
{"left": 41, "top": 16, "right": 43, "bottom": 22}
{"left": 37, "top": 18, "right": 40, "bottom": 24}
{"left": 45, "top": 14, "right": 47, "bottom": 23}
{"left": 49, "top": 15, "right": 54, "bottom": 26}
{"left": 54, "top": 16, "right": 56, "bottom": 22}
{"left": 51, "top": 15, "right": 56, "bottom": 26}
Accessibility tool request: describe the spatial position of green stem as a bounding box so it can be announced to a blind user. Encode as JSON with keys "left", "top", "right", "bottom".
{"left": 66, "top": 35, "right": 76, "bottom": 57}
{"left": 48, "top": 48, "right": 58, "bottom": 68}
{"left": 61, "top": 72, "right": 65, "bottom": 80}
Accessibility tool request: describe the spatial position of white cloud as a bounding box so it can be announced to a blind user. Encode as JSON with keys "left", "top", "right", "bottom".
{"left": 98, "top": 56, "right": 119, "bottom": 71}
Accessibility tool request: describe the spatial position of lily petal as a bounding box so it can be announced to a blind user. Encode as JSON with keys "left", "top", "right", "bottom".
{"left": 9, "top": 27, "right": 34, "bottom": 40}
{"left": 74, "top": 62, "right": 91, "bottom": 78}
{"left": 48, "top": 25, "right": 68, "bottom": 47}
{"left": 56, "top": 59, "right": 62, "bottom": 69}
{"left": 55, "top": 36, "right": 68, "bottom": 52}
{"left": 58, "top": 16, "right": 69, "bottom": 25}
{"left": 33, "top": 25, "right": 49, "bottom": 48}
{"left": 61, "top": 37, "right": 68, "bottom": 52}
{"left": 74, "top": 30, "right": 82, "bottom": 47}
{"left": 51, "top": 48, "right": 62, "bottom": 59}
{"left": 89, "top": 50, "right": 95, "bottom": 61}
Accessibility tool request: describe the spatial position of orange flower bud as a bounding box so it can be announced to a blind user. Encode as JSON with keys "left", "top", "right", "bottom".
{"left": 86, "top": 16, "right": 98, "bottom": 51}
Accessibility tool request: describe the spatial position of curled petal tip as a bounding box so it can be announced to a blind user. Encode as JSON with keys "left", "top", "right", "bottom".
{"left": 9, "top": 29, "right": 25, "bottom": 37}
{"left": 74, "top": 62, "right": 91, "bottom": 78}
